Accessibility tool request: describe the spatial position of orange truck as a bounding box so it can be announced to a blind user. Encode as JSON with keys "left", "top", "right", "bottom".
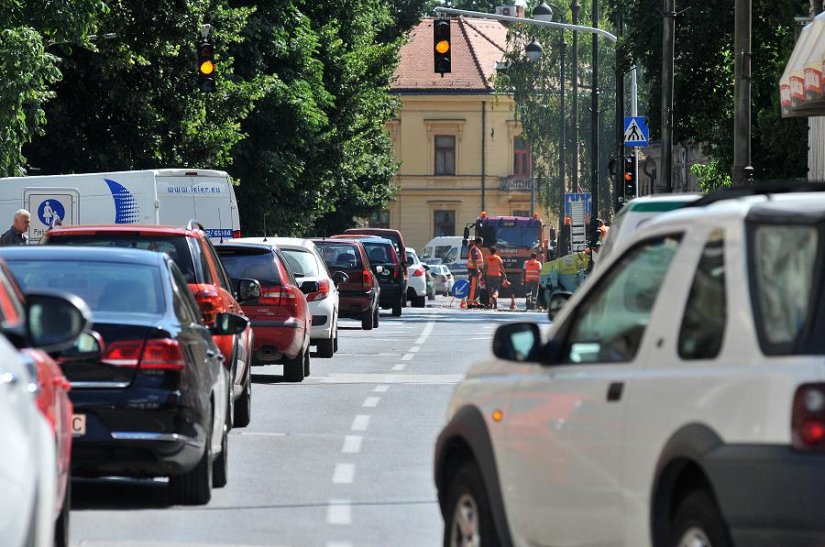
{"left": 466, "top": 212, "right": 548, "bottom": 297}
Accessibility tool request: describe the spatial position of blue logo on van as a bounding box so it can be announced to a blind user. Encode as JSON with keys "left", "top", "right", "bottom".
{"left": 104, "top": 179, "right": 140, "bottom": 223}
{"left": 37, "top": 199, "right": 65, "bottom": 226}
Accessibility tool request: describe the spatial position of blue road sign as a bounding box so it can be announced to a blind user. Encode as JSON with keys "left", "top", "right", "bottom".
{"left": 624, "top": 116, "right": 649, "bottom": 147}
{"left": 452, "top": 279, "right": 470, "bottom": 298}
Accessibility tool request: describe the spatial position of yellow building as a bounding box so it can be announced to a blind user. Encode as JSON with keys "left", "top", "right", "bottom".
{"left": 379, "top": 15, "right": 545, "bottom": 250}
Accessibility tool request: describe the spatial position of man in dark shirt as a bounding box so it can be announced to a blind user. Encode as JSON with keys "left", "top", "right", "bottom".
{"left": 0, "top": 209, "right": 31, "bottom": 246}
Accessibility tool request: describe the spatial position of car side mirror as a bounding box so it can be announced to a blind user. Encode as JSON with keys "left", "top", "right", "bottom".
{"left": 25, "top": 291, "right": 92, "bottom": 353}
{"left": 211, "top": 312, "right": 249, "bottom": 336}
{"left": 57, "top": 330, "right": 104, "bottom": 363}
{"left": 237, "top": 278, "right": 262, "bottom": 302}
{"left": 422, "top": 264, "right": 431, "bottom": 271}
{"left": 332, "top": 271, "right": 349, "bottom": 286}
{"left": 299, "top": 280, "right": 320, "bottom": 295}
{"left": 492, "top": 323, "right": 541, "bottom": 363}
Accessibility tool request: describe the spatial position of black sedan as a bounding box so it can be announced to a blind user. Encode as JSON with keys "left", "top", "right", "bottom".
{"left": 0, "top": 246, "right": 249, "bottom": 505}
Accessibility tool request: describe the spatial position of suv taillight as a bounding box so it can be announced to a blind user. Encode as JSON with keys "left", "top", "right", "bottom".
{"left": 361, "top": 270, "right": 373, "bottom": 291}
{"left": 195, "top": 288, "right": 222, "bottom": 325}
{"left": 307, "top": 279, "right": 331, "bottom": 302}
{"left": 101, "top": 339, "right": 185, "bottom": 371}
{"left": 792, "top": 383, "right": 825, "bottom": 450}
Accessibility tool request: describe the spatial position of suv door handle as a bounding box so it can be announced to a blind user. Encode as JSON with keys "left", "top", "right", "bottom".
{"left": 606, "top": 382, "right": 624, "bottom": 402}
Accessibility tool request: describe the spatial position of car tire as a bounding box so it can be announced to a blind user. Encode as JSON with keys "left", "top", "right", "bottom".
{"left": 169, "top": 411, "right": 213, "bottom": 505}
{"left": 413, "top": 295, "right": 426, "bottom": 308}
{"left": 54, "top": 479, "right": 70, "bottom": 547}
{"left": 212, "top": 411, "right": 229, "bottom": 488}
{"left": 233, "top": 364, "right": 252, "bottom": 428}
{"left": 428, "top": 291, "right": 435, "bottom": 301}
{"left": 373, "top": 306, "right": 380, "bottom": 327}
{"left": 334, "top": 330, "right": 339, "bottom": 353}
{"left": 284, "top": 348, "right": 306, "bottom": 382}
{"left": 317, "top": 334, "right": 334, "bottom": 358}
{"left": 303, "top": 346, "right": 311, "bottom": 377}
{"left": 361, "top": 308, "right": 374, "bottom": 330}
{"left": 667, "top": 490, "right": 731, "bottom": 547}
{"left": 442, "top": 460, "right": 497, "bottom": 547}
{"left": 392, "top": 298, "right": 403, "bottom": 316}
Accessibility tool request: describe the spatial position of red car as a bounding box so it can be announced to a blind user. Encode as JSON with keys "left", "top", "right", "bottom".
{"left": 216, "top": 242, "right": 313, "bottom": 382}
{"left": 42, "top": 223, "right": 259, "bottom": 427}
{"left": 313, "top": 239, "right": 381, "bottom": 330}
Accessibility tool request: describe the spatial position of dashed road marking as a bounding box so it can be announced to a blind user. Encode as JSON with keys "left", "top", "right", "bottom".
{"left": 333, "top": 463, "right": 355, "bottom": 484}
{"left": 363, "top": 396, "right": 380, "bottom": 408}
{"left": 351, "top": 414, "right": 371, "bottom": 431}
{"left": 415, "top": 319, "right": 436, "bottom": 345}
{"left": 401, "top": 353, "right": 414, "bottom": 361}
{"left": 321, "top": 374, "right": 463, "bottom": 385}
{"left": 373, "top": 385, "right": 389, "bottom": 393}
{"left": 391, "top": 364, "right": 406, "bottom": 371}
{"left": 327, "top": 542, "right": 353, "bottom": 547}
{"left": 408, "top": 346, "right": 420, "bottom": 353}
{"left": 342, "top": 435, "right": 362, "bottom": 454}
{"left": 327, "top": 500, "right": 352, "bottom": 524}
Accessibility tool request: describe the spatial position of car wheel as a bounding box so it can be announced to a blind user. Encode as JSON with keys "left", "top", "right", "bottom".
{"left": 54, "top": 479, "right": 70, "bottom": 547}
{"left": 317, "top": 334, "right": 334, "bottom": 358}
{"left": 284, "top": 347, "right": 306, "bottom": 382}
{"left": 392, "top": 298, "right": 403, "bottom": 316}
{"left": 361, "top": 307, "right": 374, "bottom": 330}
{"left": 212, "top": 410, "right": 229, "bottom": 488}
{"left": 428, "top": 291, "right": 436, "bottom": 301}
{"left": 373, "top": 305, "right": 380, "bottom": 327}
{"left": 334, "top": 330, "right": 339, "bottom": 353}
{"left": 233, "top": 364, "right": 252, "bottom": 428}
{"left": 413, "top": 295, "right": 426, "bottom": 308}
{"left": 169, "top": 410, "right": 213, "bottom": 505}
{"left": 303, "top": 346, "right": 311, "bottom": 377}
{"left": 668, "top": 490, "right": 730, "bottom": 547}
{"left": 443, "top": 461, "right": 496, "bottom": 547}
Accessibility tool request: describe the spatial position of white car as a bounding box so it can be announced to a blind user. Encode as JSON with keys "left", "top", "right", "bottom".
{"left": 237, "top": 237, "right": 341, "bottom": 358}
{"left": 428, "top": 264, "right": 454, "bottom": 295}
{"left": 435, "top": 187, "right": 825, "bottom": 547}
{"left": 0, "top": 338, "right": 57, "bottom": 547}
{"left": 405, "top": 248, "right": 429, "bottom": 307}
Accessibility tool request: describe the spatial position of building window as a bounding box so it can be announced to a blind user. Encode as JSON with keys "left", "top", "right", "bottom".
{"left": 514, "top": 136, "right": 532, "bottom": 176}
{"left": 369, "top": 210, "right": 390, "bottom": 228}
{"left": 435, "top": 135, "right": 456, "bottom": 175}
{"left": 433, "top": 210, "right": 456, "bottom": 237}
{"left": 512, "top": 209, "right": 529, "bottom": 217}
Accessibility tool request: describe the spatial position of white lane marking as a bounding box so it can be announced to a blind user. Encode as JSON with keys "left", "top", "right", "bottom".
{"left": 351, "top": 414, "right": 371, "bottom": 431}
{"left": 391, "top": 364, "right": 406, "bottom": 371}
{"left": 327, "top": 500, "right": 352, "bottom": 524}
{"left": 374, "top": 385, "right": 389, "bottom": 393}
{"left": 363, "top": 396, "right": 381, "bottom": 408}
{"left": 327, "top": 542, "right": 353, "bottom": 547}
{"left": 408, "top": 346, "right": 420, "bottom": 353}
{"left": 323, "top": 374, "right": 463, "bottom": 385}
{"left": 415, "top": 320, "right": 436, "bottom": 345}
{"left": 342, "top": 435, "right": 362, "bottom": 454}
{"left": 333, "top": 463, "right": 356, "bottom": 484}
{"left": 401, "top": 353, "right": 414, "bottom": 361}
{"left": 234, "top": 431, "right": 286, "bottom": 437}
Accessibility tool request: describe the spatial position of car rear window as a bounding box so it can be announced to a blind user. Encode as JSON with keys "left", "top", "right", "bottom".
{"left": 8, "top": 260, "right": 164, "bottom": 316}
{"left": 281, "top": 249, "right": 320, "bottom": 277}
{"left": 216, "top": 247, "right": 281, "bottom": 285}
{"left": 315, "top": 243, "right": 363, "bottom": 269}
{"left": 45, "top": 234, "right": 199, "bottom": 283}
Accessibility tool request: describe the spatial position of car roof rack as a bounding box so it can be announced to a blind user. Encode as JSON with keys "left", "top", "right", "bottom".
{"left": 686, "top": 180, "right": 823, "bottom": 208}
{"left": 186, "top": 219, "right": 206, "bottom": 231}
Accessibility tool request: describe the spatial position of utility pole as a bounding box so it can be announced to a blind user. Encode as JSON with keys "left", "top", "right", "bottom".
{"left": 571, "top": 0, "right": 580, "bottom": 192}
{"left": 615, "top": 8, "right": 625, "bottom": 212}
{"left": 590, "top": 0, "right": 600, "bottom": 245}
{"left": 558, "top": 35, "right": 567, "bottom": 255}
{"left": 733, "top": 0, "right": 752, "bottom": 184}
{"left": 661, "top": 0, "right": 675, "bottom": 193}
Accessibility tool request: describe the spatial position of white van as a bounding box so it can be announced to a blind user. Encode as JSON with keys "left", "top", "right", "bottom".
{"left": 420, "top": 236, "right": 468, "bottom": 277}
{"left": 0, "top": 169, "right": 240, "bottom": 242}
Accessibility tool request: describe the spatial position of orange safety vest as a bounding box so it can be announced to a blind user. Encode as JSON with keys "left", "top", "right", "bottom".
{"left": 486, "top": 255, "right": 505, "bottom": 277}
{"left": 523, "top": 259, "right": 542, "bottom": 282}
{"left": 468, "top": 245, "right": 484, "bottom": 270}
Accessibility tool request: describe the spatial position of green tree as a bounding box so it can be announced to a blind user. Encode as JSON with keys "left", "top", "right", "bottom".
{"left": 0, "top": 0, "right": 105, "bottom": 175}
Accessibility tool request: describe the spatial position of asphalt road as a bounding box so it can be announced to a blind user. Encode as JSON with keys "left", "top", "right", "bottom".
{"left": 69, "top": 297, "right": 547, "bottom": 547}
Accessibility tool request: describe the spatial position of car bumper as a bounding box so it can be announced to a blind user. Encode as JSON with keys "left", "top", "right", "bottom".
{"left": 338, "top": 290, "right": 376, "bottom": 318}
{"left": 250, "top": 319, "right": 305, "bottom": 363}
{"left": 308, "top": 298, "right": 335, "bottom": 339}
{"left": 378, "top": 283, "right": 404, "bottom": 307}
{"left": 407, "top": 276, "right": 426, "bottom": 297}
{"left": 705, "top": 444, "right": 825, "bottom": 547}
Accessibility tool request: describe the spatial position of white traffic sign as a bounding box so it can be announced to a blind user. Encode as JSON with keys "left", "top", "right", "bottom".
{"left": 624, "top": 116, "right": 649, "bottom": 147}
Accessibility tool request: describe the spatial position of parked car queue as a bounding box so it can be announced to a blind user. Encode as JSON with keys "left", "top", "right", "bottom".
{"left": 0, "top": 221, "right": 426, "bottom": 547}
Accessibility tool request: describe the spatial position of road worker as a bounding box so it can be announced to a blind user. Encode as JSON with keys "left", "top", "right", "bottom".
{"left": 466, "top": 237, "right": 484, "bottom": 308}
{"left": 485, "top": 246, "right": 506, "bottom": 310}
{"left": 522, "top": 252, "right": 542, "bottom": 310}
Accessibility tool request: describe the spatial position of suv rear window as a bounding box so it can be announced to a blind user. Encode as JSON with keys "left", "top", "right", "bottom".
{"left": 46, "top": 234, "right": 199, "bottom": 283}
{"left": 362, "top": 242, "right": 396, "bottom": 265}
{"left": 315, "top": 243, "right": 363, "bottom": 269}
{"left": 217, "top": 247, "right": 281, "bottom": 285}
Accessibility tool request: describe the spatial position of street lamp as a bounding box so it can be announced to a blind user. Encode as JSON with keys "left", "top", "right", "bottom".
{"left": 525, "top": 39, "right": 544, "bottom": 61}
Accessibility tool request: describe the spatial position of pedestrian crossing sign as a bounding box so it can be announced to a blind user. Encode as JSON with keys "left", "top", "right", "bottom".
{"left": 624, "top": 116, "right": 649, "bottom": 147}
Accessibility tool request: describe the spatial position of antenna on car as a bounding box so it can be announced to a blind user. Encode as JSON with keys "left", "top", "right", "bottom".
{"left": 262, "top": 211, "right": 268, "bottom": 242}
{"left": 217, "top": 209, "right": 224, "bottom": 243}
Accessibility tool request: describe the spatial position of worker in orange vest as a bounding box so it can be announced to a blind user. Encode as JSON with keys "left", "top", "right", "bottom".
{"left": 466, "top": 237, "right": 484, "bottom": 308}
{"left": 485, "top": 246, "right": 506, "bottom": 310}
{"left": 523, "top": 252, "right": 543, "bottom": 310}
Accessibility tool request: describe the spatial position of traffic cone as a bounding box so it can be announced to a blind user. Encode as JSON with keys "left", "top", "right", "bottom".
{"left": 460, "top": 298, "right": 467, "bottom": 309}
{"left": 510, "top": 294, "right": 516, "bottom": 311}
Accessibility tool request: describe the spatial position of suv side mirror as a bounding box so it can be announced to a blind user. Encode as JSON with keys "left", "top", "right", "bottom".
{"left": 493, "top": 323, "right": 541, "bottom": 363}
{"left": 212, "top": 312, "right": 249, "bottom": 336}
{"left": 237, "top": 278, "right": 262, "bottom": 302}
{"left": 299, "top": 280, "right": 320, "bottom": 295}
{"left": 332, "top": 271, "right": 349, "bottom": 286}
{"left": 26, "top": 291, "right": 92, "bottom": 353}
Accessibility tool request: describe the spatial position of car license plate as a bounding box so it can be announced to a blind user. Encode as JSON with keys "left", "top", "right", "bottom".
{"left": 72, "top": 414, "right": 86, "bottom": 436}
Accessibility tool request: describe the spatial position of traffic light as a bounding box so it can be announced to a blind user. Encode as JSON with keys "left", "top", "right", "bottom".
{"left": 197, "top": 39, "right": 216, "bottom": 92}
{"left": 623, "top": 155, "right": 637, "bottom": 201}
{"left": 433, "top": 19, "right": 451, "bottom": 76}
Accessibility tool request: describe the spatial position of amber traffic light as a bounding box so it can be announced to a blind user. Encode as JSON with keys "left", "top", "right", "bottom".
{"left": 433, "top": 19, "right": 451, "bottom": 75}
{"left": 197, "top": 40, "right": 216, "bottom": 92}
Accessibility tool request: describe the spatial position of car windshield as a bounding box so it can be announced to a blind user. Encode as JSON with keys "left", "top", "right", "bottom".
{"left": 281, "top": 249, "right": 320, "bottom": 277}
{"left": 45, "top": 234, "right": 198, "bottom": 283}
{"left": 217, "top": 247, "right": 281, "bottom": 285}
{"left": 7, "top": 259, "right": 164, "bottom": 316}
{"left": 315, "top": 242, "right": 363, "bottom": 270}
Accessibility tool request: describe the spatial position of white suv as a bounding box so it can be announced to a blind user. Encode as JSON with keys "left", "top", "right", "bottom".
{"left": 435, "top": 187, "right": 825, "bottom": 547}
{"left": 406, "top": 248, "right": 429, "bottom": 308}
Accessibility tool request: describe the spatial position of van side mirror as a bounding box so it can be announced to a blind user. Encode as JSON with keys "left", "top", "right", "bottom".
{"left": 237, "top": 278, "right": 262, "bottom": 302}
{"left": 493, "top": 323, "right": 541, "bottom": 363}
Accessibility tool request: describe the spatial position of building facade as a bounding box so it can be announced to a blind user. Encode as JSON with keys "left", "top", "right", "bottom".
{"left": 381, "top": 16, "right": 545, "bottom": 250}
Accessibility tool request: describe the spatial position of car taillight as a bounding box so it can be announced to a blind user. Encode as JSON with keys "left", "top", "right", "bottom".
{"left": 101, "top": 340, "right": 144, "bottom": 367}
{"left": 307, "top": 279, "right": 331, "bottom": 302}
{"left": 412, "top": 267, "right": 425, "bottom": 277}
{"left": 140, "top": 339, "right": 186, "bottom": 371}
{"left": 259, "top": 286, "right": 297, "bottom": 306}
{"left": 195, "top": 288, "right": 222, "bottom": 325}
{"left": 361, "top": 270, "right": 373, "bottom": 291}
{"left": 232, "top": 230, "right": 242, "bottom": 238}
{"left": 792, "top": 383, "right": 825, "bottom": 450}
{"left": 394, "top": 265, "right": 400, "bottom": 280}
